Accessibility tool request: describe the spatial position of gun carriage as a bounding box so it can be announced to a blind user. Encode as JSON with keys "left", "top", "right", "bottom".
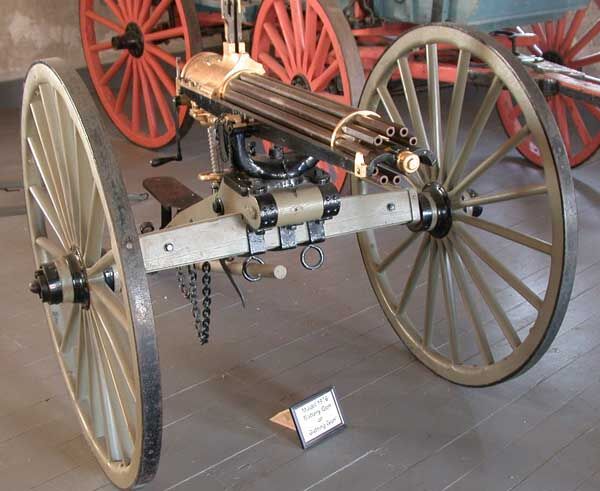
{"left": 21, "top": 1, "right": 583, "bottom": 489}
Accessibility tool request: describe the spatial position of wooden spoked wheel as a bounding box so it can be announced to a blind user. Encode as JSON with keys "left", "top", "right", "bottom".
{"left": 354, "top": 25, "right": 577, "bottom": 386}
{"left": 497, "top": 1, "right": 600, "bottom": 167}
{"left": 22, "top": 59, "right": 160, "bottom": 489}
{"left": 80, "top": 0, "right": 202, "bottom": 149}
{"left": 251, "top": 0, "right": 365, "bottom": 189}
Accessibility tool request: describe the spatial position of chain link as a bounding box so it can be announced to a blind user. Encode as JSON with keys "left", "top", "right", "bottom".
{"left": 176, "top": 262, "right": 212, "bottom": 344}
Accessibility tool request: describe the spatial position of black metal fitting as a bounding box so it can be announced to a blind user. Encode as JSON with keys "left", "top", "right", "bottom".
{"left": 29, "top": 254, "right": 90, "bottom": 308}
{"left": 30, "top": 262, "right": 62, "bottom": 305}
{"left": 111, "top": 23, "right": 144, "bottom": 58}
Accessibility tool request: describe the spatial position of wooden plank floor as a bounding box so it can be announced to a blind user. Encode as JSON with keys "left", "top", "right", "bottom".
{"left": 1, "top": 84, "right": 600, "bottom": 491}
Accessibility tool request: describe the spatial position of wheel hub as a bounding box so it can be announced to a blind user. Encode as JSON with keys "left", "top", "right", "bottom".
{"left": 291, "top": 74, "right": 311, "bottom": 90}
{"left": 542, "top": 50, "right": 564, "bottom": 65}
{"left": 29, "top": 252, "right": 90, "bottom": 308}
{"left": 111, "top": 23, "right": 144, "bottom": 58}
{"left": 412, "top": 182, "right": 453, "bottom": 238}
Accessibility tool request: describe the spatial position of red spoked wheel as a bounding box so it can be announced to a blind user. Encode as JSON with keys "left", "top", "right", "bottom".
{"left": 251, "top": 0, "right": 365, "bottom": 189}
{"left": 497, "top": 0, "right": 600, "bottom": 167}
{"left": 80, "top": 0, "right": 202, "bottom": 149}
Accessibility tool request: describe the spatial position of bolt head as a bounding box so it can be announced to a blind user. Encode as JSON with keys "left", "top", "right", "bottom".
{"left": 387, "top": 202, "right": 396, "bottom": 212}
{"left": 164, "top": 243, "right": 174, "bottom": 252}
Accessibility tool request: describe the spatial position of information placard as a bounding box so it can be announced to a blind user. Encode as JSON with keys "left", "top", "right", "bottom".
{"left": 289, "top": 386, "right": 345, "bottom": 449}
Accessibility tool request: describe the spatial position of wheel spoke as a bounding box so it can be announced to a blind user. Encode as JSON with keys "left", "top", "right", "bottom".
{"left": 141, "top": 61, "right": 174, "bottom": 133}
{"left": 290, "top": 0, "right": 305, "bottom": 68}
{"left": 85, "top": 10, "right": 123, "bottom": 33}
{"left": 303, "top": 4, "right": 317, "bottom": 71}
{"left": 450, "top": 235, "right": 521, "bottom": 349}
{"left": 563, "top": 9, "right": 586, "bottom": 51}
{"left": 75, "top": 134, "right": 94, "bottom": 246}
{"left": 455, "top": 225, "right": 543, "bottom": 310}
{"left": 438, "top": 243, "right": 460, "bottom": 364}
{"left": 92, "top": 305, "right": 136, "bottom": 404}
{"left": 141, "top": 0, "right": 172, "bottom": 33}
{"left": 554, "top": 17, "right": 567, "bottom": 51}
{"left": 450, "top": 125, "right": 530, "bottom": 197}
{"left": 131, "top": 61, "right": 141, "bottom": 132}
{"left": 29, "top": 185, "right": 69, "bottom": 250}
{"left": 258, "top": 52, "right": 290, "bottom": 82}
{"left": 572, "top": 51, "right": 600, "bottom": 67}
{"left": 308, "top": 30, "right": 331, "bottom": 81}
{"left": 422, "top": 240, "right": 440, "bottom": 347}
{"left": 544, "top": 21, "right": 556, "bottom": 49}
{"left": 86, "top": 312, "right": 107, "bottom": 439}
{"left": 35, "top": 236, "right": 66, "bottom": 259}
{"left": 144, "top": 26, "right": 184, "bottom": 42}
{"left": 88, "top": 250, "right": 116, "bottom": 278}
{"left": 60, "top": 305, "right": 81, "bottom": 353}
{"left": 100, "top": 52, "right": 128, "bottom": 86}
{"left": 138, "top": 60, "right": 159, "bottom": 138}
{"left": 445, "top": 239, "right": 494, "bottom": 365}
{"left": 397, "top": 57, "right": 429, "bottom": 149}
{"left": 145, "top": 51, "right": 176, "bottom": 94}
{"left": 90, "top": 41, "right": 113, "bottom": 53}
{"left": 531, "top": 23, "right": 547, "bottom": 48}
{"left": 377, "top": 86, "right": 405, "bottom": 126}
{"left": 455, "top": 213, "right": 552, "bottom": 255}
{"left": 273, "top": 0, "right": 297, "bottom": 73}
{"left": 91, "top": 283, "right": 130, "bottom": 333}
{"left": 41, "top": 86, "right": 78, "bottom": 243}
{"left": 75, "top": 315, "right": 91, "bottom": 402}
{"left": 396, "top": 235, "right": 431, "bottom": 315}
{"left": 264, "top": 22, "right": 295, "bottom": 77}
{"left": 584, "top": 102, "right": 600, "bottom": 121}
{"left": 138, "top": 0, "right": 153, "bottom": 23}
{"left": 144, "top": 43, "right": 176, "bottom": 67}
{"left": 444, "top": 76, "right": 504, "bottom": 188}
{"left": 104, "top": 0, "right": 126, "bottom": 25}
{"left": 553, "top": 97, "right": 571, "bottom": 157}
{"left": 562, "top": 97, "right": 592, "bottom": 145}
{"left": 115, "top": 57, "right": 134, "bottom": 114}
{"left": 442, "top": 49, "right": 471, "bottom": 180}
{"left": 453, "top": 184, "right": 547, "bottom": 209}
{"left": 55, "top": 94, "right": 80, "bottom": 243}
{"left": 311, "top": 59, "right": 340, "bottom": 92}
{"left": 84, "top": 187, "right": 106, "bottom": 266}
{"left": 30, "top": 97, "right": 75, "bottom": 243}
{"left": 88, "top": 319, "right": 124, "bottom": 461}
{"left": 566, "top": 20, "right": 600, "bottom": 61}
{"left": 427, "top": 44, "right": 442, "bottom": 168}
{"left": 377, "top": 232, "right": 419, "bottom": 273}
{"left": 92, "top": 314, "right": 135, "bottom": 460}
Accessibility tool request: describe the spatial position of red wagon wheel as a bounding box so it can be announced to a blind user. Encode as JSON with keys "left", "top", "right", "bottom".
{"left": 497, "top": 0, "right": 600, "bottom": 167}
{"left": 80, "top": 0, "right": 202, "bottom": 149}
{"left": 251, "top": 0, "right": 365, "bottom": 189}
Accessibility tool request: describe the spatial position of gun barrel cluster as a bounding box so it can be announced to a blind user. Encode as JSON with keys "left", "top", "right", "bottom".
{"left": 223, "top": 74, "right": 418, "bottom": 162}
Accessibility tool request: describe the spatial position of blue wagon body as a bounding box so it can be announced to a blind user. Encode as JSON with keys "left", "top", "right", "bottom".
{"left": 196, "top": 0, "right": 590, "bottom": 31}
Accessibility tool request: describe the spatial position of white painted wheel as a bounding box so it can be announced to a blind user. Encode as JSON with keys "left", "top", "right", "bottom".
{"left": 22, "top": 58, "right": 161, "bottom": 489}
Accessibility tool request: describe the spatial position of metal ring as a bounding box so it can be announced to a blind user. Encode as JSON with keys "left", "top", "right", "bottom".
{"left": 242, "top": 256, "right": 265, "bottom": 282}
{"left": 301, "top": 245, "right": 325, "bottom": 271}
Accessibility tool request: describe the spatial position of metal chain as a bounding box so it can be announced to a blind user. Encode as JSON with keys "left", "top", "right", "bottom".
{"left": 176, "top": 263, "right": 212, "bottom": 344}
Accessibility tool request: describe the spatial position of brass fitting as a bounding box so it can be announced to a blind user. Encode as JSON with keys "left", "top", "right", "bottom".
{"left": 198, "top": 170, "right": 232, "bottom": 182}
{"left": 396, "top": 150, "right": 420, "bottom": 175}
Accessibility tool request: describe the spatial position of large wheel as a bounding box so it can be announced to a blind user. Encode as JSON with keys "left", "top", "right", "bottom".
{"left": 22, "top": 59, "right": 161, "bottom": 489}
{"left": 354, "top": 25, "right": 577, "bottom": 386}
{"left": 80, "top": 0, "right": 202, "bottom": 149}
{"left": 497, "top": 0, "right": 600, "bottom": 167}
{"left": 251, "top": 0, "right": 365, "bottom": 189}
